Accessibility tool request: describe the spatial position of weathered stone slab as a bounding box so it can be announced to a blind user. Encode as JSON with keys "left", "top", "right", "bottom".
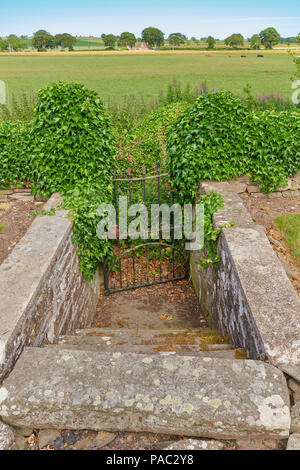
{"left": 193, "top": 181, "right": 300, "bottom": 366}
{"left": 286, "top": 433, "right": 300, "bottom": 450}
{"left": 0, "top": 193, "right": 101, "bottom": 382}
{"left": 163, "top": 439, "right": 223, "bottom": 450}
{"left": 291, "top": 403, "right": 300, "bottom": 433}
{"left": 279, "top": 364, "right": 300, "bottom": 383}
{"left": 200, "top": 181, "right": 254, "bottom": 229}
{"left": 0, "top": 420, "right": 15, "bottom": 450}
{"left": 8, "top": 193, "right": 34, "bottom": 202}
{"left": 55, "top": 328, "right": 235, "bottom": 357}
{"left": 38, "top": 429, "right": 61, "bottom": 449}
{"left": 0, "top": 347, "right": 291, "bottom": 439}
{"left": 235, "top": 438, "right": 282, "bottom": 450}
{"left": 49, "top": 343, "right": 237, "bottom": 359}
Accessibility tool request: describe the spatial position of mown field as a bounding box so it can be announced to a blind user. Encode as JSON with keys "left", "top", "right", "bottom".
{"left": 0, "top": 51, "right": 296, "bottom": 103}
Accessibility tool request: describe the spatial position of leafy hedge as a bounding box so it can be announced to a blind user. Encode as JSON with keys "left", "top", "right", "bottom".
{"left": 33, "top": 82, "right": 117, "bottom": 280}
{"left": 0, "top": 121, "right": 34, "bottom": 186}
{"left": 31, "top": 81, "right": 116, "bottom": 196}
{"left": 167, "top": 91, "right": 300, "bottom": 203}
{"left": 1, "top": 86, "right": 299, "bottom": 278}
{"left": 247, "top": 109, "right": 300, "bottom": 192}
{"left": 0, "top": 82, "right": 116, "bottom": 281}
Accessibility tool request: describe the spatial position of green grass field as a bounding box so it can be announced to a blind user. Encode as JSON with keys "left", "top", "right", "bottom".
{"left": 0, "top": 52, "right": 296, "bottom": 103}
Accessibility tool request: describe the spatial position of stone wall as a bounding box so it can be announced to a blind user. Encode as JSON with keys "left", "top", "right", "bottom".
{"left": 191, "top": 181, "right": 300, "bottom": 367}
{"left": 225, "top": 173, "right": 300, "bottom": 198}
{"left": 0, "top": 186, "right": 34, "bottom": 203}
{"left": 0, "top": 193, "right": 102, "bottom": 382}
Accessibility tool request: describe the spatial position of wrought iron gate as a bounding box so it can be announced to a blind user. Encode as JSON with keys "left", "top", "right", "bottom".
{"left": 103, "top": 163, "right": 189, "bottom": 294}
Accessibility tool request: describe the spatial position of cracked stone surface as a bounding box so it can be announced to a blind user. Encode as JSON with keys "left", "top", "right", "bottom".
{"left": 0, "top": 347, "right": 290, "bottom": 439}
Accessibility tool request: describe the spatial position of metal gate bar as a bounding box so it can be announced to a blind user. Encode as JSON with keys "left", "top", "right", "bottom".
{"left": 103, "top": 163, "right": 189, "bottom": 294}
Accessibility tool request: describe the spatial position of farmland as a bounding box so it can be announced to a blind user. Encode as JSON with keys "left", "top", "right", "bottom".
{"left": 0, "top": 50, "right": 297, "bottom": 103}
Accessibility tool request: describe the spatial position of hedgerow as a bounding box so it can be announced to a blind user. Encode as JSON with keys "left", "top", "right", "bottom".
{"left": 1, "top": 86, "right": 299, "bottom": 279}
{"left": 167, "top": 91, "right": 300, "bottom": 267}
{"left": 0, "top": 81, "right": 116, "bottom": 281}
{"left": 167, "top": 91, "right": 300, "bottom": 203}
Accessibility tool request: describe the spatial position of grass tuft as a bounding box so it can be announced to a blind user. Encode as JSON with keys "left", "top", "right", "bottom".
{"left": 275, "top": 214, "right": 300, "bottom": 266}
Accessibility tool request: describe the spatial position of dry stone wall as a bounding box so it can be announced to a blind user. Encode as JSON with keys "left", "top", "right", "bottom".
{"left": 191, "top": 181, "right": 300, "bottom": 367}
{"left": 0, "top": 193, "right": 101, "bottom": 382}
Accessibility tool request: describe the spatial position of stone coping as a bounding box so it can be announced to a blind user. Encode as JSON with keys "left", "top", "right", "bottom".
{"left": 192, "top": 181, "right": 300, "bottom": 367}
{"left": 0, "top": 348, "right": 291, "bottom": 439}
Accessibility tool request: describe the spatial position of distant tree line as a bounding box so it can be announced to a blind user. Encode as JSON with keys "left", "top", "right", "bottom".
{"left": 223, "top": 28, "right": 282, "bottom": 50}
{"left": 32, "top": 30, "right": 76, "bottom": 51}
{"left": 0, "top": 27, "right": 299, "bottom": 52}
{"left": 0, "top": 34, "right": 27, "bottom": 51}
{"left": 99, "top": 26, "right": 298, "bottom": 51}
{"left": 101, "top": 28, "right": 165, "bottom": 49}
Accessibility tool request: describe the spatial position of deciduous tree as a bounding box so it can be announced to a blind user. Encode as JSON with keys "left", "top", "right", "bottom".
{"left": 224, "top": 33, "right": 244, "bottom": 48}
{"left": 101, "top": 34, "right": 117, "bottom": 49}
{"left": 141, "top": 27, "right": 164, "bottom": 48}
{"left": 0, "top": 38, "right": 8, "bottom": 51}
{"left": 206, "top": 36, "right": 216, "bottom": 49}
{"left": 7, "top": 34, "right": 26, "bottom": 51}
{"left": 32, "top": 30, "right": 54, "bottom": 51}
{"left": 55, "top": 33, "right": 76, "bottom": 51}
{"left": 118, "top": 32, "right": 136, "bottom": 48}
{"left": 259, "top": 27, "right": 280, "bottom": 49}
{"left": 250, "top": 34, "right": 261, "bottom": 50}
{"left": 168, "top": 33, "right": 186, "bottom": 47}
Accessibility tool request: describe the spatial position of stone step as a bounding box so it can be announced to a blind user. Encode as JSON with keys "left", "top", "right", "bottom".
{"left": 0, "top": 346, "right": 290, "bottom": 439}
{"left": 57, "top": 328, "right": 235, "bottom": 354}
{"left": 47, "top": 343, "right": 237, "bottom": 359}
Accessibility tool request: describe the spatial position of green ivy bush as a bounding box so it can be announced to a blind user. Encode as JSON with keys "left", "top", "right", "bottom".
{"left": 31, "top": 81, "right": 116, "bottom": 196}
{"left": 167, "top": 91, "right": 300, "bottom": 203}
{"left": 0, "top": 121, "right": 33, "bottom": 187}
{"left": 247, "top": 109, "right": 300, "bottom": 192}
{"left": 0, "top": 81, "right": 117, "bottom": 281}
{"left": 30, "top": 81, "right": 116, "bottom": 280}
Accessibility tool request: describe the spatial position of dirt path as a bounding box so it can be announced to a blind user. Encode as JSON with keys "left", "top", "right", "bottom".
{"left": 94, "top": 279, "right": 208, "bottom": 330}
{"left": 0, "top": 200, "right": 36, "bottom": 266}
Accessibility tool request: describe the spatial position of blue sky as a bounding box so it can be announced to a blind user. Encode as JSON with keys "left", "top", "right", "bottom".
{"left": 1, "top": 0, "right": 299, "bottom": 38}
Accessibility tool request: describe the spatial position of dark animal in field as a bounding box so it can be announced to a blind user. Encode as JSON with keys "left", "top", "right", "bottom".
{"left": 228, "top": 55, "right": 232, "bottom": 58}
{"left": 241, "top": 55, "right": 246, "bottom": 58}
{"left": 257, "top": 54, "right": 264, "bottom": 58}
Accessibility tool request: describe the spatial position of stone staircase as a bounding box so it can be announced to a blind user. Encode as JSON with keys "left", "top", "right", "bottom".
{"left": 0, "top": 325, "right": 291, "bottom": 440}
{"left": 54, "top": 327, "right": 237, "bottom": 357}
